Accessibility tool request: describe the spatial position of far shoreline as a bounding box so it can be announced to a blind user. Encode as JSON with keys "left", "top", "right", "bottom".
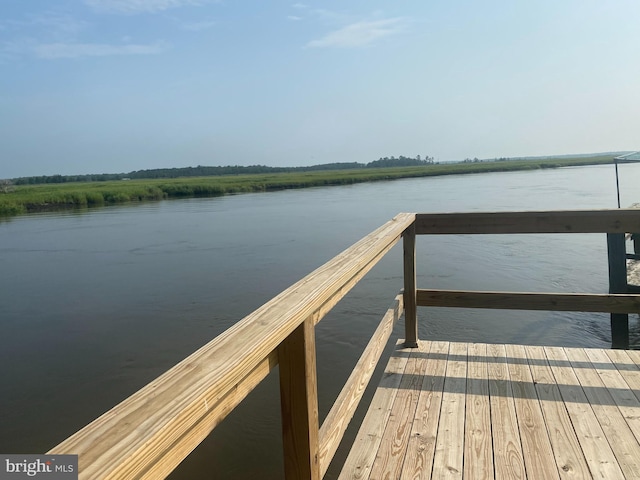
{"left": 0, "top": 155, "right": 616, "bottom": 218}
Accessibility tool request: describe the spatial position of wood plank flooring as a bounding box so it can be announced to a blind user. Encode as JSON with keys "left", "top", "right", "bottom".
{"left": 339, "top": 341, "right": 640, "bottom": 479}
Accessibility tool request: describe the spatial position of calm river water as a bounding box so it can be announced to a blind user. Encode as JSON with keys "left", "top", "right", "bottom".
{"left": 1, "top": 164, "right": 640, "bottom": 478}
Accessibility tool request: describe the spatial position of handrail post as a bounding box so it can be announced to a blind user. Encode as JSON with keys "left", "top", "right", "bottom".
{"left": 607, "top": 232, "right": 629, "bottom": 349}
{"left": 403, "top": 222, "right": 418, "bottom": 347}
{"left": 278, "top": 317, "right": 321, "bottom": 480}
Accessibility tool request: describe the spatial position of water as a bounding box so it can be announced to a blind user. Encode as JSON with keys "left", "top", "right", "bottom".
{"left": 1, "top": 164, "right": 639, "bottom": 478}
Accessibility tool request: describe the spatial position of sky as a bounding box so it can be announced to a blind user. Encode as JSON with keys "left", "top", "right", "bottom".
{"left": 1, "top": 0, "right": 639, "bottom": 178}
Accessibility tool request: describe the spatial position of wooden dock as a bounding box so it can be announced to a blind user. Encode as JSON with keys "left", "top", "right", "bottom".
{"left": 47, "top": 210, "right": 640, "bottom": 479}
{"left": 341, "top": 340, "right": 640, "bottom": 480}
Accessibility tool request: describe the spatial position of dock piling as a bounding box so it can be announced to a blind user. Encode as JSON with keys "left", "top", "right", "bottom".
{"left": 607, "top": 232, "right": 629, "bottom": 349}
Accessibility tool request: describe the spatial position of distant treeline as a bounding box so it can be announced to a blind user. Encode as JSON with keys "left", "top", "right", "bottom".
{"left": 11, "top": 156, "right": 436, "bottom": 185}
{"left": 0, "top": 155, "right": 616, "bottom": 217}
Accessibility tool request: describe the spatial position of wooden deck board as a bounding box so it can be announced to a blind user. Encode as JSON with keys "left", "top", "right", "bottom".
{"left": 463, "top": 343, "right": 493, "bottom": 480}
{"left": 340, "top": 341, "right": 640, "bottom": 480}
{"left": 338, "top": 340, "right": 410, "bottom": 480}
{"left": 401, "top": 341, "right": 449, "bottom": 479}
{"left": 504, "top": 344, "right": 558, "bottom": 480}
{"left": 432, "top": 342, "right": 467, "bottom": 479}
{"left": 524, "top": 346, "right": 591, "bottom": 479}
{"left": 487, "top": 343, "right": 525, "bottom": 480}
{"left": 564, "top": 348, "right": 640, "bottom": 479}
{"left": 544, "top": 346, "right": 624, "bottom": 479}
{"left": 368, "top": 341, "right": 430, "bottom": 479}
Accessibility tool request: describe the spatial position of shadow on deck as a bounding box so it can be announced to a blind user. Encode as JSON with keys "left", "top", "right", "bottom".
{"left": 341, "top": 340, "right": 640, "bottom": 479}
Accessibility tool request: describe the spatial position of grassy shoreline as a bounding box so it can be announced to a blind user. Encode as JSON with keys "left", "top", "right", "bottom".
{"left": 0, "top": 156, "right": 614, "bottom": 217}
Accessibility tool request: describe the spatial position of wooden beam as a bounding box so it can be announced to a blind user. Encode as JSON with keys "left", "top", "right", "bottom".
{"left": 48, "top": 212, "right": 416, "bottom": 479}
{"left": 415, "top": 209, "right": 640, "bottom": 235}
{"left": 131, "top": 352, "right": 278, "bottom": 479}
{"left": 318, "top": 293, "right": 403, "bottom": 477}
{"left": 403, "top": 222, "right": 418, "bottom": 347}
{"left": 417, "top": 289, "right": 640, "bottom": 313}
{"left": 279, "top": 317, "right": 321, "bottom": 480}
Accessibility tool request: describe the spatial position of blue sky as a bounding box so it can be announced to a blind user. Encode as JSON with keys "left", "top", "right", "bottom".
{"left": 1, "top": 0, "right": 639, "bottom": 178}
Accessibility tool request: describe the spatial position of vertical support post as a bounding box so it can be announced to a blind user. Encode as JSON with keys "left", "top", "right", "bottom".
{"left": 403, "top": 222, "right": 418, "bottom": 347}
{"left": 607, "top": 232, "right": 629, "bottom": 349}
{"left": 614, "top": 158, "right": 621, "bottom": 209}
{"left": 278, "top": 317, "right": 320, "bottom": 480}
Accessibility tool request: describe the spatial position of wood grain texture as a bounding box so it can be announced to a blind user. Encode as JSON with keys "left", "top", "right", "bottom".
{"left": 369, "top": 342, "right": 429, "bottom": 479}
{"left": 415, "top": 209, "right": 640, "bottom": 235}
{"left": 340, "top": 341, "right": 640, "bottom": 479}
{"left": 584, "top": 348, "right": 640, "bottom": 444}
{"left": 278, "top": 317, "right": 321, "bottom": 480}
{"left": 318, "top": 293, "right": 404, "bottom": 477}
{"left": 626, "top": 349, "right": 640, "bottom": 368}
{"left": 129, "top": 352, "right": 278, "bottom": 479}
{"left": 524, "top": 346, "right": 591, "bottom": 479}
{"left": 487, "top": 343, "right": 525, "bottom": 480}
{"left": 401, "top": 341, "right": 449, "bottom": 480}
{"left": 338, "top": 340, "right": 410, "bottom": 480}
{"left": 564, "top": 348, "right": 640, "bottom": 479}
{"left": 544, "top": 346, "right": 625, "bottom": 480}
{"left": 432, "top": 342, "right": 467, "bottom": 479}
{"left": 463, "top": 343, "right": 493, "bottom": 480}
{"left": 605, "top": 349, "right": 640, "bottom": 400}
{"left": 504, "top": 344, "right": 559, "bottom": 479}
{"left": 417, "top": 289, "right": 640, "bottom": 313}
{"left": 48, "top": 213, "right": 415, "bottom": 479}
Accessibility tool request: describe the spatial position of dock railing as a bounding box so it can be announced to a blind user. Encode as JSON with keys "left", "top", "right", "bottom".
{"left": 49, "top": 210, "right": 640, "bottom": 479}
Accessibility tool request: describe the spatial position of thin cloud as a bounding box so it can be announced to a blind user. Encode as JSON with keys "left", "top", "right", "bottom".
{"left": 181, "top": 20, "right": 217, "bottom": 31}
{"left": 307, "top": 18, "right": 406, "bottom": 48}
{"left": 33, "top": 41, "right": 167, "bottom": 59}
{"left": 310, "top": 8, "right": 348, "bottom": 23}
{"left": 85, "top": 0, "right": 206, "bottom": 14}
{"left": 0, "top": 11, "right": 167, "bottom": 60}
{"left": 31, "top": 13, "right": 89, "bottom": 37}
{"left": 0, "top": 13, "right": 88, "bottom": 40}
{"left": 286, "top": 6, "right": 349, "bottom": 26}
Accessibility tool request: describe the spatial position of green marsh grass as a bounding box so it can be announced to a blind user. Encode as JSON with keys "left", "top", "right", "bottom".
{"left": 0, "top": 155, "right": 614, "bottom": 218}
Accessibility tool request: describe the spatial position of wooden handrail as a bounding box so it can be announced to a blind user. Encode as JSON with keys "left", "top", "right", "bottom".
{"left": 46, "top": 209, "right": 640, "bottom": 479}
{"left": 417, "top": 289, "right": 640, "bottom": 313}
{"left": 48, "top": 213, "right": 415, "bottom": 479}
{"left": 414, "top": 209, "right": 640, "bottom": 349}
{"left": 415, "top": 209, "right": 640, "bottom": 234}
